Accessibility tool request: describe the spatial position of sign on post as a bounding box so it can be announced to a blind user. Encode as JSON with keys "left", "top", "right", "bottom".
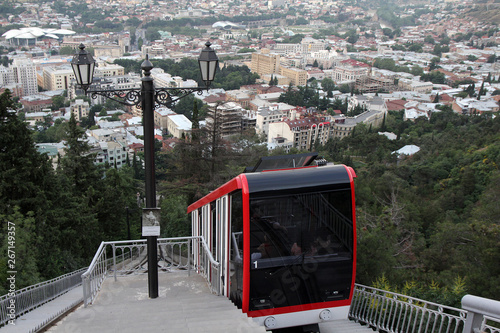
{"left": 142, "top": 208, "right": 161, "bottom": 236}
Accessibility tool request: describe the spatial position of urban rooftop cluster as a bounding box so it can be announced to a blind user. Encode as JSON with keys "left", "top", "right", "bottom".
{"left": 0, "top": 0, "right": 499, "bottom": 167}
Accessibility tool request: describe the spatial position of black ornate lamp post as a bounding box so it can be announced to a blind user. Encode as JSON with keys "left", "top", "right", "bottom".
{"left": 71, "top": 42, "right": 218, "bottom": 299}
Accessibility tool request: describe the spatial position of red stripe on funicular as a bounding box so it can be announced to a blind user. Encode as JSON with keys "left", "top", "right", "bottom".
{"left": 345, "top": 165, "right": 357, "bottom": 302}
{"left": 239, "top": 174, "right": 251, "bottom": 313}
{"left": 187, "top": 177, "right": 242, "bottom": 213}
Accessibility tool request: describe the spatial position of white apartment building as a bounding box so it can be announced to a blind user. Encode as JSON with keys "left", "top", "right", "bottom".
{"left": 398, "top": 79, "right": 433, "bottom": 93}
{"left": 43, "top": 65, "right": 75, "bottom": 91}
{"left": 151, "top": 68, "right": 199, "bottom": 89}
{"left": 12, "top": 58, "right": 38, "bottom": 96}
{"left": 70, "top": 99, "right": 90, "bottom": 122}
{"left": 154, "top": 107, "right": 176, "bottom": 130}
{"left": 166, "top": 114, "right": 192, "bottom": 139}
{"left": 256, "top": 104, "right": 296, "bottom": 136}
{"left": 348, "top": 95, "right": 388, "bottom": 114}
{"left": 0, "top": 66, "right": 14, "bottom": 88}
{"left": 95, "top": 62, "right": 125, "bottom": 77}
{"left": 94, "top": 141, "right": 128, "bottom": 168}
{"left": 0, "top": 58, "right": 38, "bottom": 97}
{"left": 268, "top": 117, "right": 333, "bottom": 151}
{"left": 272, "top": 38, "right": 326, "bottom": 56}
{"left": 332, "top": 59, "right": 371, "bottom": 83}
{"left": 307, "top": 50, "right": 348, "bottom": 69}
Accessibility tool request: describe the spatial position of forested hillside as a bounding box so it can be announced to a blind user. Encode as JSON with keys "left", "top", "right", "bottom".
{"left": 318, "top": 108, "right": 500, "bottom": 306}
{"left": 1, "top": 88, "right": 499, "bottom": 306}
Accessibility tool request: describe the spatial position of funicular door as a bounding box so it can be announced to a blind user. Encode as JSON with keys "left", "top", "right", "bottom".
{"left": 216, "top": 195, "right": 230, "bottom": 297}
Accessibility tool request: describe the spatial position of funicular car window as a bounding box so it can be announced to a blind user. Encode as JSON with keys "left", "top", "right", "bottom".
{"left": 248, "top": 189, "right": 353, "bottom": 310}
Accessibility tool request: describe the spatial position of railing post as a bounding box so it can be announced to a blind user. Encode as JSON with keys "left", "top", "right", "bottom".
{"left": 82, "top": 275, "right": 88, "bottom": 307}
{"left": 188, "top": 239, "right": 191, "bottom": 277}
{"left": 462, "top": 295, "right": 500, "bottom": 333}
{"left": 113, "top": 244, "right": 117, "bottom": 282}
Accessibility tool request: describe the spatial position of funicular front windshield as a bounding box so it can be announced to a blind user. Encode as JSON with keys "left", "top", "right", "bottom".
{"left": 248, "top": 189, "right": 353, "bottom": 312}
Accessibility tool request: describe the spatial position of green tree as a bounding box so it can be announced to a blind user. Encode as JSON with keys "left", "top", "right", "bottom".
{"left": 59, "top": 46, "right": 77, "bottom": 55}
{"left": 51, "top": 95, "right": 66, "bottom": 111}
{"left": 159, "top": 194, "right": 191, "bottom": 237}
{"left": 321, "top": 78, "right": 335, "bottom": 97}
{"left": 424, "top": 35, "right": 435, "bottom": 44}
{"left": 0, "top": 208, "right": 40, "bottom": 294}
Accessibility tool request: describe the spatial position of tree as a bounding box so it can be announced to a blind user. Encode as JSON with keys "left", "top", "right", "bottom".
{"left": 421, "top": 70, "right": 445, "bottom": 84}
{"left": 429, "top": 57, "right": 441, "bottom": 71}
{"left": 0, "top": 90, "right": 72, "bottom": 282}
{"left": 424, "top": 35, "right": 435, "bottom": 44}
{"left": 0, "top": 90, "right": 54, "bottom": 216}
{"left": 477, "top": 81, "right": 485, "bottom": 100}
{"left": 408, "top": 43, "right": 423, "bottom": 53}
{"left": 467, "top": 55, "right": 478, "bottom": 62}
{"left": 51, "top": 95, "right": 66, "bottom": 111}
{"left": 159, "top": 194, "right": 190, "bottom": 237}
{"left": 486, "top": 72, "right": 492, "bottom": 83}
{"left": 59, "top": 46, "right": 77, "bottom": 55}
{"left": 0, "top": 208, "right": 40, "bottom": 294}
{"left": 321, "top": 78, "right": 335, "bottom": 97}
{"left": 411, "top": 65, "right": 424, "bottom": 77}
{"left": 433, "top": 93, "right": 439, "bottom": 103}
{"left": 173, "top": 94, "right": 203, "bottom": 119}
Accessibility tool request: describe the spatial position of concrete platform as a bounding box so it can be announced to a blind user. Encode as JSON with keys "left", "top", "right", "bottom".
{"left": 46, "top": 271, "right": 266, "bottom": 333}
{"left": 4, "top": 270, "right": 373, "bottom": 333}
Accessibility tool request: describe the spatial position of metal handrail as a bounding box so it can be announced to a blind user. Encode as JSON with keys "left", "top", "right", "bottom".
{"left": 0, "top": 267, "right": 86, "bottom": 327}
{"left": 193, "top": 236, "right": 221, "bottom": 295}
{"left": 462, "top": 295, "right": 500, "bottom": 333}
{"left": 81, "top": 236, "right": 220, "bottom": 307}
{"left": 350, "top": 284, "right": 467, "bottom": 333}
{"left": 481, "top": 316, "right": 500, "bottom": 333}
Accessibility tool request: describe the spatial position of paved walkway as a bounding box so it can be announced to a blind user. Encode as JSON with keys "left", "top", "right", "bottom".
{"left": 46, "top": 271, "right": 266, "bottom": 333}
{"left": 2, "top": 271, "right": 374, "bottom": 333}
{"left": 2, "top": 286, "right": 83, "bottom": 333}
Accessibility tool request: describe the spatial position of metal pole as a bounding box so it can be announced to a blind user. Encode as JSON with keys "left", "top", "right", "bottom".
{"left": 141, "top": 56, "right": 158, "bottom": 299}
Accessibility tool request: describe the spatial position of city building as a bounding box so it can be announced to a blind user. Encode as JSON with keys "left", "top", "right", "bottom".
{"left": 279, "top": 66, "right": 308, "bottom": 86}
{"left": 94, "top": 140, "right": 128, "bottom": 168}
{"left": 12, "top": 58, "right": 38, "bottom": 96}
{"left": 166, "top": 114, "right": 192, "bottom": 139}
{"left": 332, "top": 59, "right": 371, "bottom": 83}
{"left": 267, "top": 116, "right": 333, "bottom": 151}
{"left": 255, "top": 104, "right": 297, "bottom": 136}
{"left": 43, "top": 65, "right": 75, "bottom": 91}
{"left": 205, "top": 102, "right": 244, "bottom": 138}
{"left": 93, "top": 45, "right": 122, "bottom": 58}
{"left": 95, "top": 63, "right": 125, "bottom": 77}
{"left": 154, "top": 107, "right": 176, "bottom": 130}
{"left": 70, "top": 99, "right": 90, "bottom": 122}
{"left": 20, "top": 94, "right": 53, "bottom": 113}
{"left": 250, "top": 49, "right": 280, "bottom": 78}
{"left": 0, "top": 57, "right": 38, "bottom": 97}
